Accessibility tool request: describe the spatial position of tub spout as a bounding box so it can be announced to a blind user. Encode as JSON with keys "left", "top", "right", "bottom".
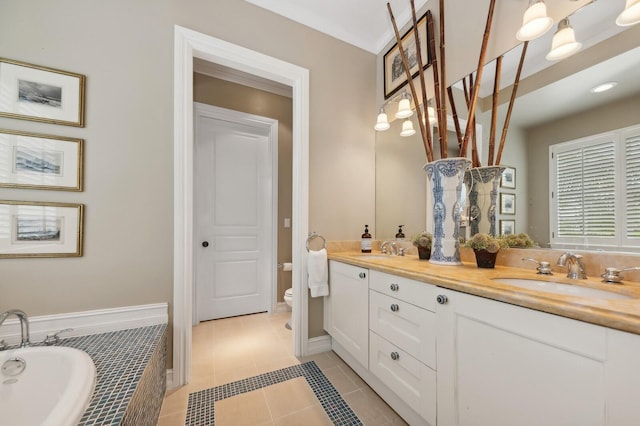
{"left": 0, "top": 309, "right": 31, "bottom": 348}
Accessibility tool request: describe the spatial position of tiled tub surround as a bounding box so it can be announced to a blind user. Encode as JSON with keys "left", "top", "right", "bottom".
{"left": 58, "top": 324, "right": 167, "bottom": 425}
{"left": 328, "top": 249, "right": 640, "bottom": 335}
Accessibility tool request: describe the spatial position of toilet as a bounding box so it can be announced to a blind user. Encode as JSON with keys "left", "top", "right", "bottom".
{"left": 284, "top": 288, "right": 293, "bottom": 329}
{"left": 284, "top": 288, "right": 293, "bottom": 308}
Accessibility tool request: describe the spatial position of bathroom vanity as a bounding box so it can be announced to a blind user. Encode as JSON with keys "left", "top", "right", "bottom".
{"left": 324, "top": 255, "right": 640, "bottom": 426}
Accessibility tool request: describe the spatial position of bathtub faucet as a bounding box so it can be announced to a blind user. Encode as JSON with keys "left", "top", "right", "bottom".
{"left": 0, "top": 309, "right": 31, "bottom": 348}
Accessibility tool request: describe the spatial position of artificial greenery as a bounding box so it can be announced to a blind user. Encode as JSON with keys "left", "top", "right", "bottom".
{"left": 500, "top": 232, "right": 535, "bottom": 248}
{"left": 465, "top": 233, "right": 505, "bottom": 253}
{"left": 412, "top": 231, "right": 433, "bottom": 249}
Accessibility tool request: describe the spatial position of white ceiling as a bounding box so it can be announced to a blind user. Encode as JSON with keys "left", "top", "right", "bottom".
{"left": 244, "top": 0, "right": 428, "bottom": 54}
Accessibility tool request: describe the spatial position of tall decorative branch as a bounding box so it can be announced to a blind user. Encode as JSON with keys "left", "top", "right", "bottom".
{"left": 426, "top": 11, "right": 444, "bottom": 159}
{"left": 460, "top": 0, "right": 496, "bottom": 158}
{"left": 447, "top": 86, "right": 463, "bottom": 150}
{"left": 387, "top": 3, "right": 434, "bottom": 162}
{"left": 438, "top": 0, "right": 447, "bottom": 158}
{"left": 488, "top": 54, "right": 502, "bottom": 166}
{"left": 495, "top": 41, "right": 529, "bottom": 165}
{"left": 410, "top": 0, "right": 434, "bottom": 158}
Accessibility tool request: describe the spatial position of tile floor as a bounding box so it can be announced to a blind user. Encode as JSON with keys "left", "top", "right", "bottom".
{"left": 157, "top": 311, "right": 407, "bottom": 425}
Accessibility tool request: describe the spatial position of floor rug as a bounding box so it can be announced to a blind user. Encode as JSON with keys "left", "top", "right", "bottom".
{"left": 185, "top": 361, "right": 362, "bottom": 425}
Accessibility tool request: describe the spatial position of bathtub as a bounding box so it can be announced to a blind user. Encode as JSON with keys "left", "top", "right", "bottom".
{"left": 1, "top": 346, "right": 96, "bottom": 426}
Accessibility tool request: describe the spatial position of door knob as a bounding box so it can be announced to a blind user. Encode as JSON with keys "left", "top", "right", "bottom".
{"left": 359, "top": 272, "right": 366, "bottom": 279}
{"left": 437, "top": 294, "right": 448, "bottom": 304}
{"left": 391, "top": 351, "right": 400, "bottom": 361}
{"left": 390, "top": 304, "right": 399, "bottom": 312}
{"left": 202, "top": 241, "right": 209, "bottom": 248}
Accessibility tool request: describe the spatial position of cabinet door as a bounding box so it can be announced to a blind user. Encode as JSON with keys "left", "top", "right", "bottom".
{"left": 436, "top": 288, "right": 607, "bottom": 426}
{"left": 328, "top": 261, "right": 369, "bottom": 368}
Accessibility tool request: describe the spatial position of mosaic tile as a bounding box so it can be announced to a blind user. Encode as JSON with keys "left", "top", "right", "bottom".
{"left": 185, "top": 361, "right": 362, "bottom": 426}
{"left": 59, "top": 324, "right": 167, "bottom": 425}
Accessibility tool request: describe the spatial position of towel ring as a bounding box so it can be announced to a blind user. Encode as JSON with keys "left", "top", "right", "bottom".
{"left": 306, "top": 232, "right": 327, "bottom": 252}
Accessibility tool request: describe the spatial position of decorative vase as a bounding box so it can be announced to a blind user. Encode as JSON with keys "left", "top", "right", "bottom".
{"left": 424, "top": 157, "right": 472, "bottom": 265}
{"left": 473, "top": 249, "right": 498, "bottom": 268}
{"left": 417, "top": 246, "right": 431, "bottom": 260}
{"left": 465, "top": 166, "right": 505, "bottom": 236}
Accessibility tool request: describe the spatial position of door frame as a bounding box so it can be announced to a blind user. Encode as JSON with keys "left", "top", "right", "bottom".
{"left": 173, "top": 25, "right": 310, "bottom": 387}
{"left": 193, "top": 102, "right": 278, "bottom": 322}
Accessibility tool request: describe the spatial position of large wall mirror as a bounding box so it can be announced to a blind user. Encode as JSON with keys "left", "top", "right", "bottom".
{"left": 375, "top": 1, "right": 640, "bottom": 254}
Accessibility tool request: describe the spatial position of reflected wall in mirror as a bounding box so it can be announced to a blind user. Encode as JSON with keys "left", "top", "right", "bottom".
{"left": 375, "top": 2, "right": 640, "bottom": 253}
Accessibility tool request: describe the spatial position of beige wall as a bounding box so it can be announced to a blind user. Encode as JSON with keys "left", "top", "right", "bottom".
{"left": 0, "top": 0, "right": 375, "bottom": 345}
{"left": 193, "top": 74, "right": 293, "bottom": 303}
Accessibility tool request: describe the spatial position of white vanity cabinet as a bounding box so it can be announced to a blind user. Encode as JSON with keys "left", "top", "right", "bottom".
{"left": 368, "top": 271, "right": 437, "bottom": 425}
{"left": 436, "top": 288, "right": 640, "bottom": 426}
{"left": 325, "top": 260, "right": 369, "bottom": 368}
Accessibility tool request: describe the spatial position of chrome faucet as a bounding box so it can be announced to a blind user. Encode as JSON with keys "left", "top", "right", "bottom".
{"left": 521, "top": 258, "right": 553, "bottom": 275}
{"left": 557, "top": 252, "right": 587, "bottom": 279}
{"left": 380, "top": 241, "right": 398, "bottom": 255}
{"left": 601, "top": 266, "right": 640, "bottom": 284}
{"left": 0, "top": 309, "right": 31, "bottom": 348}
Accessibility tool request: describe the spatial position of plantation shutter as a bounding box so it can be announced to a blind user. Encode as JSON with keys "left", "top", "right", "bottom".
{"left": 625, "top": 132, "right": 640, "bottom": 239}
{"left": 553, "top": 138, "right": 616, "bottom": 241}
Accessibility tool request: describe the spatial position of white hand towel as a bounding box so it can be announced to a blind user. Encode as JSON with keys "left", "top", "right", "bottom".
{"left": 308, "top": 248, "right": 329, "bottom": 297}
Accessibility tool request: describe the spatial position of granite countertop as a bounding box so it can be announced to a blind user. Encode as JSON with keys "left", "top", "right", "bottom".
{"left": 329, "top": 251, "right": 640, "bottom": 335}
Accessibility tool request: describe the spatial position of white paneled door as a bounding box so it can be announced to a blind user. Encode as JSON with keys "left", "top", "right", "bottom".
{"left": 195, "top": 103, "right": 277, "bottom": 321}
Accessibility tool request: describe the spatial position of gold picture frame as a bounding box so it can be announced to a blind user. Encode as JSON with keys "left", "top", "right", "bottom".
{"left": 383, "top": 11, "right": 431, "bottom": 99}
{"left": 0, "top": 200, "right": 84, "bottom": 258}
{"left": 0, "top": 129, "right": 84, "bottom": 191}
{"left": 0, "top": 58, "right": 86, "bottom": 127}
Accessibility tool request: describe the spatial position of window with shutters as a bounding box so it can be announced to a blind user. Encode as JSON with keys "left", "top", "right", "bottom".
{"left": 550, "top": 124, "right": 640, "bottom": 251}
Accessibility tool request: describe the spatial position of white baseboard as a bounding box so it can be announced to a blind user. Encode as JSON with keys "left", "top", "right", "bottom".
{"left": 307, "top": 334, "right": 332, "bottom": 355}
{"left": 0, "top": 303, "right": 168, "bottom": 346}
{"left": 166, "top": 369, "right": 174, "bottom": 390}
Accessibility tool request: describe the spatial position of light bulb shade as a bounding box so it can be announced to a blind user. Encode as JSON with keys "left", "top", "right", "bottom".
{"left": 616, "top": 0, "right": 640, "bottom": 26}
{"left": 374, "top": 112, "right": 390, "bottom": 131}
{"left": 546, "top": 19, "right": 582, "bottom": 61}
{"left": 400, "top": 119, "right": 416, "bottom": 137}
{"left": 427, "top": 106, "right": 437, "bottom": 123}
{"left": 516, "top": 1, "right": 554, "bottom": 41}
{"left": 396, "top": 98, "right": 413, "bottom": 119}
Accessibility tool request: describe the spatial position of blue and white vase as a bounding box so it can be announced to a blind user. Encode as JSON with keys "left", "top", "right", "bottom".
{"left": 464, "top": 166, "right": 505, "bottom": 237}
{"left": 424, "top": 157, "right": 471, "bottom": 265}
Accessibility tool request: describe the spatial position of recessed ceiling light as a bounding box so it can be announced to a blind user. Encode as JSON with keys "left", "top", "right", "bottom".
{"left": 590, "top": 81, "right": 618, "bottom": 93}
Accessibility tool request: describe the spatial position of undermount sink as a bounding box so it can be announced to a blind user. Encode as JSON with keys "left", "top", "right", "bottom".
{"left": 492, "top": 278, "right": 632, "bottom": 300}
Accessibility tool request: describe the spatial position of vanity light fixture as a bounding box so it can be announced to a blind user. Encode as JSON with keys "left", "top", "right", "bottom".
{"left": 395, "top": 91, "right": 414, "bottom": 119}
{"left": 374, "top": 106, "right": 391, "bottom": 131}
{"left": 589, "top": 81, "right": 618, "bottom": 93}
{"left": 400, "top": 118, "right": 416, "bottom": 137}
{"left": 617, "top": 0, "right": 640, "bottom": 26}
{"left": 516, "top": 0, "right": 554, "bottom": 41}
{"left": 546, "top": 18, "right": 582, "bottom": 61}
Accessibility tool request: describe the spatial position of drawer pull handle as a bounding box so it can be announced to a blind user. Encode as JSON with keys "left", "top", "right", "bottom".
{"left": 390, "top": 283, "right": 399, "bottom": 291}
{"left": 359, "top": 272, "right": 366, "bottom": 279}
{"left": 437, "top": 294, "right": 448, "bottom": 305}
{"left": 390, "top": 304, "right": 399, "bottom": 312}
{"left": 391, "top": 351, "right": 400, "bottom": 361}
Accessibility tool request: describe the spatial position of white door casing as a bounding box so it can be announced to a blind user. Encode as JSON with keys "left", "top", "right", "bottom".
{"left": 173, "top": 25, "right": 310, "bottom": 387}
{"left": 195, "top": 103, "right": 277, "bottom": 321}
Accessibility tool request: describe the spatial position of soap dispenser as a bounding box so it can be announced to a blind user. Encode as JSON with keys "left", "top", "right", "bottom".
{"left": 395, "top": 225, "right": 405, "bottom": 241}
{"left": 361, "top": 225, "right": 372, "bottom": 253}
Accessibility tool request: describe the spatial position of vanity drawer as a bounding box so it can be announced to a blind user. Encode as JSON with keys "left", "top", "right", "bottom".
{"left": 369, "top": 270, "right": 436, "bottom": 311}
{"left": 369, "top": 290, "right": 436, "bottom": 368}
{"left": 369, "top": 331, "right": 436, "bottom": 425}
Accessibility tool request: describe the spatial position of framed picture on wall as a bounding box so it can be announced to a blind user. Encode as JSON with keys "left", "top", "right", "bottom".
{"left": 501, "top": 166, "right": 516, "bottom": 189}
{"left": 0, "top": 200, "right": 84, "bottom": 258}
{"left": 500, "top": 219, "right": 515, "bottom": 236}
{"left": 0, "top": 58, "right": 86, "bottom": 127}
{"left": 0, "top": 129, "right": 83, "bottom": 191}
{"left": 383, "top": 11, "right": 431, "bottom": 99}
{"left": 500, "top": 193, "right": 516, "bottom": 215}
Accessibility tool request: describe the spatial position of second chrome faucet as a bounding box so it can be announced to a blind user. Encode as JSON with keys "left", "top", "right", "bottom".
{"left": 557, "top": 252, "right": 587, "bottom": 279}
